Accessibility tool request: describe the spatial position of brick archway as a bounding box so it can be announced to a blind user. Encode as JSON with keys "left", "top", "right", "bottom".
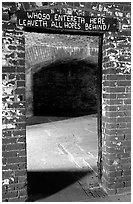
{"left": 2, "top": 2, "right": 131, "bottom": 201}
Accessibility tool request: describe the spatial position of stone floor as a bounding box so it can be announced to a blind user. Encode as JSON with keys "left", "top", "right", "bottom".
{"left": 26, "top": 115, "right": 131, "bottom": 202}
{"left": 26, "top": 114, "right": 98, "bottom": 171}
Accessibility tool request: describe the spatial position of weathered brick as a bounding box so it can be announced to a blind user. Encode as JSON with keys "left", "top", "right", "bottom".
{"left": 104, "top": 117, "right": 116, "bottom": 123}
{"left": 106, "top": 110, "right": 131, "bottom": 117}
{"left": 125, "top": 75, "right": 131, "bottom": 80}
{"left": 15, "top": 87, "right": 25, "bottom": 94}
{"left": 8, "top": 45, "right": 16, "bottom": 50}
{"left": 16, "top": 108, "right": 25, "bottom": 115}
{"left": 84, "top": 2, "right": 92, "bottom": 9}
{"left": 105, "top": 111, "right": 124, "bottom": 117}
{"left": 8, "top": 102, "right": 25, "bottom": 109}
{"left": 2, "top": 22, "right": 16, "bottom": 30}
{"left": 15, "top": 123, "right": 26, "bottom": 130}
{"left": 2, "top": 191, "right": 18, "bottom": 199}
{"left": 123, "top": 5, "right": 131, "bottom": 11}
{"left": 17, "top": 163, "right": 27, "bottom": 170}
{"left": 18, "top": 176, "right": 27, "bottom": 183}
{"left": 124, "top": 134, "right": 131, "bottom": 140}
{"left": 106, "top": 99, "right": 123, "bottom": 105}
{"left": 2, "top": 151, "right": 17, "bottom": 158}
{"left": 8, "top": 182, "right": 26, "bottom": 191}
{"left": 124, "top": 146, "right": 131, "bottom": 152}
{"left": 107, "top": 74, "right": 125, "bottom": 80}
{"left": 2, "top": 137, "right": 17, "bottom": 144}
{"left": 118, "top": 30, "right": 131, "bottom": 36}
{"left": 2, "top": 66, "right": 16, "bottom": 73}
{"left": 2, "top": 157, "right": 6, "bottom": 165}
{"left": 16, "top": 74, "right": 25, "bottom": 80}
{"left": 105, "top": 128, "right": 117, "bottom": 135}
{"left": 107, "top": 87, "right": 126, "bottom": 93}
{"left": 119, "top": 152, "right": 130, "bottom": 158}
{"left": 124, "top": 122, "right": 131, "bottom": 128}
{"left": 2, "top": 170, "right": 13, "bottom": 178}
{"left": 118, "top": 56, "right": 131, "bottom": 62}
{"left": 17, "top": 52, "right": 25, "bottom": 58}
{"left": 119, "top": 162, "right": 131, "bottom": 170}
{"left": 117, "top": 80, "right": 131, "bottom": 86}
{"left": 106, "top": 122, "right": 128, "bottom": 129}
{"left": 2, "top": 130, "right": 11, "bottom": 137}
{"left": 16, "top": 116, "right": 26, "bottom": 123}
{"left": 124, "top": 181, "right": 131, "bottom": 187}
{"left": 117, "top": 128, "right": 131, "bottom": 135}
{"left": 66, "top": 2, "right": 74, "bottom": 6}
{"left": 8, "top": 197, "right": 21, "bottom": 202}
{"left": 2, "top": 13, "right": 10, "bottom": 21}
{"left": 17, "top": 137, "right": 26, "bottom": 143}
{"left": 7, "top": 156, "right": 26, "bottom": 164}
{"left": 116, "top": 116, "right": 131, "bottom": 123}
{"left": 117, "top": 93, "right": 131, "bottom": 99}
{"left": 105, "top": 106, "right": 116, "bottom": 111}
{"left": 18, "top": 189, "right": 27, "bottom": 196}
{"left": 17, "top": 81, "right": 25, "bottom": 87}
{"left": 17, "top": 45, "right": 25, "bottom": 51}
{"left": 2, "top": 164, "right": 18, "bottom": 170}
{"left": 104, "top": 134, "right": 125, "bottom": 142}
{"left": 103, "top": 94, "right": 116, "bottom": 99}
{"left": 6, "top": 143, "right": 26, "bottom": 151}
{"left": 16, "top": 195, "right": 27, "bottom": 202}
{"left": 18, "top": 59, "right": 25, "bottom": 66}
{"left": 12, "top": 130, "right": 25, "bottom": 136}
{"left": 121, "top": 156, "right": 131, "bottom": 163}
{"left": 124, "top": 99, "right": 131, "bottom": 104}
{"left": 103, "top": 78, "right": 117, "bottom": 85}
{"left": 125, "top": 86, "right": 131, "bottom": 93}
{"left": 15, "top": 170, "right": 27, "bottom": 176}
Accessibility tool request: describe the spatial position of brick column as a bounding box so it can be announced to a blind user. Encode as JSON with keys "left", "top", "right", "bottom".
{"left": 2, "top": 2, "right": 27, "bottom": 201}
{"left": 102, "top": 11, "right": 131, "bottom": 194}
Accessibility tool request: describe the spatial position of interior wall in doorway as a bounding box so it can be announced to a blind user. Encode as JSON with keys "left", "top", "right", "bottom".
{"left": 25, "top": 33, "right": 99, "bottom": 117}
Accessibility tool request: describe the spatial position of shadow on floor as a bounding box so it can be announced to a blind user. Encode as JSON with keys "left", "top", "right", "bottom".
{"left": 26, "top": 116, "right": 70, "bottom": 126}
{"left": 26, "top": 112, "right": 97, "bottom": 126}
{"left": 27, "top": 170, "right": 92, "bottom": 202}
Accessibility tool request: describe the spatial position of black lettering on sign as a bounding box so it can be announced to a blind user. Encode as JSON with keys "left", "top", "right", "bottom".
{"left": 17, "top": 10, "right": 118, "bottom": 32}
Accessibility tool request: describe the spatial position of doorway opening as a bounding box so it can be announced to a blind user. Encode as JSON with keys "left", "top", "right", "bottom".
{"left": 25, "top": 32, "right": 103, "bottom": 201}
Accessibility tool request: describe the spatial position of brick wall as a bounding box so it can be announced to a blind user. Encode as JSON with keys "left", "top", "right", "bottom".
{"left": 2, "top": 2, "right": 27, "bottom": 202}
{"left": 101, "top": 4, "right": 131, "bottom": 195}
{"left": 2, "top": 2, "right": 131, "bottom": 201}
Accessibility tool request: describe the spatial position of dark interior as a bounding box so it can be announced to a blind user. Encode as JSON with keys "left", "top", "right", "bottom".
{"left": 33, "top": 59, "right": 98, "bottom": 117}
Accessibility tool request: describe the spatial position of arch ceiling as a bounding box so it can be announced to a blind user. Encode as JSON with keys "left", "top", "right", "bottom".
{"left": 25, "top": 32, "right": 99, "bottom": 73}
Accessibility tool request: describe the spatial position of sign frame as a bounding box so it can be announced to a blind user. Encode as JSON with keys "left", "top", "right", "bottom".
{"left": 17, "top": 9, "right": 118, "bottom": 32}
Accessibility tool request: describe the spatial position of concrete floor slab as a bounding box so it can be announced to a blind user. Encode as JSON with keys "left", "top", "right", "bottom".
{"left": 26, "top": 114, "right": 98, "bottom": 171}
{"left": 26, "top": 115, "right": 131, "bottom": 202}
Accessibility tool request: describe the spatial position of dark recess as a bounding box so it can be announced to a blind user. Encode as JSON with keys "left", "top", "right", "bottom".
{"left": 33, "top": 59, "right": 98, "bottom": 117}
